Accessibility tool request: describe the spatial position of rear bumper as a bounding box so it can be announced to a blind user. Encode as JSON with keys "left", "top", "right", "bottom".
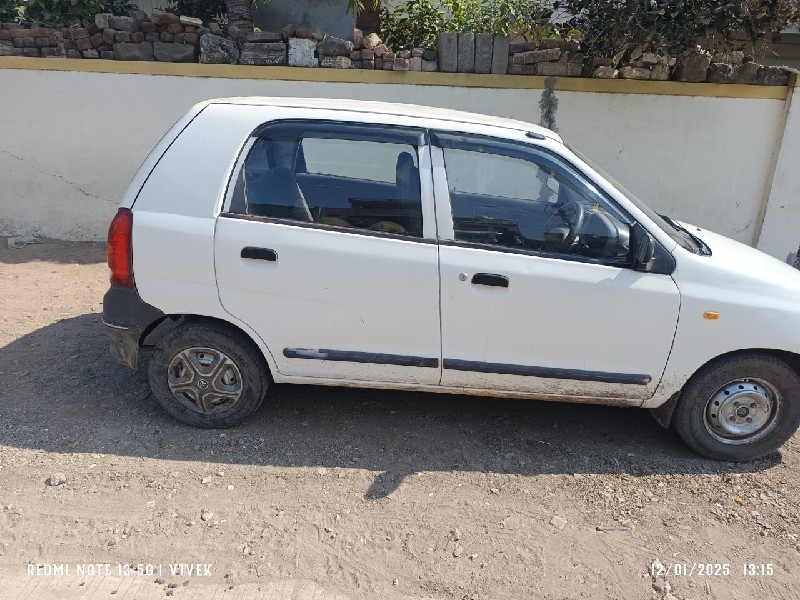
{"left": 102, "top": 286, "right": 164, "bottom": 369}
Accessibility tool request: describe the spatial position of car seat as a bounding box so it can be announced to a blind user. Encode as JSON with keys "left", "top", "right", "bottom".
{"left": 246, "top": 167, "right": 313, "bottom": 222}
{"left": 395, "top": 152, "right": 420, "bottom": 201}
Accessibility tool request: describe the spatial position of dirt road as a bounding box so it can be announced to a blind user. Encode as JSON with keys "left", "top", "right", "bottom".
{"left": 0, "top": 239, "right": 798, "bottom": 599}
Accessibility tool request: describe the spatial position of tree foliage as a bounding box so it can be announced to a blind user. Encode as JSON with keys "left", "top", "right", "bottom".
{"left": 10, "top": 0, "right": 134, "bottom": 26}
{"left": 379, "top": 0, "right": 445, "bottom": 49}
{"left": 379, "top": 0, "right": 555, "bottom": 50}
{"left": 564, "top": 0, "right": 800, "bottom": 58}
{"left": 0, "top": 0, "right": 19, "bottom": 21}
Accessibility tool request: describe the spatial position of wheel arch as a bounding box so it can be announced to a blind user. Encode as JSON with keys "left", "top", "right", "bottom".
{"left": 651, "top": 347, "right": 800, "bottom": 429}
{"left": 140, "top": 313, "right": 275, "bottom": 382}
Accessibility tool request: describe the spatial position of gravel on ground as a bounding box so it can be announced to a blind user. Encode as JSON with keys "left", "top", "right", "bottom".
{"left": 0, "top": 239, "right": 798, "bottom": 599}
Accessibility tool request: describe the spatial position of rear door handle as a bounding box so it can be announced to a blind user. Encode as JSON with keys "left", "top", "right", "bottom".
{"left": 241, "top": 247, "right": 278, "bottom": 262}
{"left": 471, "top": 273, "right": 509, "bottom": 288}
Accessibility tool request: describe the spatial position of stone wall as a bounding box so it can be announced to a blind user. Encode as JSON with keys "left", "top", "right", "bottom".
{"left": 0, "top": 12, "right": 794, "bottom": 86}
{"left": 501, "top": 37, "right": 788, "bottom": 86}
{"left": 0, "top": 11, "right": 205, "bottom": 61}
{"left": 0, "top": 25, "right": 71, "bottom": 58}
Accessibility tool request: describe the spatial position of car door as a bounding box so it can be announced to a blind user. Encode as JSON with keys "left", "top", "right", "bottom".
{"left": 432, "top": 132, "right": 680, "bottom": 402}
{"left": 214, "top": 120, "right": 441, "bottom": 384}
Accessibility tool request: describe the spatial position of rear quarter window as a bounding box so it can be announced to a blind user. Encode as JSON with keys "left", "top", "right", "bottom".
{"left": 229, "top": 126, "right": 424, "bottom": 238}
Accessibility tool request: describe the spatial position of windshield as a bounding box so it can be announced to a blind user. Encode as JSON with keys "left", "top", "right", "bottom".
{"left": 566, "top": 143, "right": 702, "bottom": 254}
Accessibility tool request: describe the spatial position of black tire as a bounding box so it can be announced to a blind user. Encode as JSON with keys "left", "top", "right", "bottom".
{"left": 673, "top": 352, "right": 800, "bottom": 461}
{"left": 147, "top": 320, "right": 269, "bottom": 428}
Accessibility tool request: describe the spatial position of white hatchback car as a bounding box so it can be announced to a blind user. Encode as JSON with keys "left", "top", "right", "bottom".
{"left": 103, "top": 97, "right": 800, "bottom": 461}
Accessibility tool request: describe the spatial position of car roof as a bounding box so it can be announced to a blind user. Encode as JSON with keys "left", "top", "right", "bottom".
{"left": 206, "top": 97, "right": 562, "bottom": 142}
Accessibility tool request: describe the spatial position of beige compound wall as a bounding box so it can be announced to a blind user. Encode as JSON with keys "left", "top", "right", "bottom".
{"left": 757, "top": 84, "right": 800, "bottom": 262}
{"left": 0, "top": 59, "right": 797, "bottom": 261}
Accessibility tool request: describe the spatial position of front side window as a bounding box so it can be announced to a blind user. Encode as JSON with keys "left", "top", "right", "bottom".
{"left": 230, "top": 124, "right": 424, "bottom": 238}
{"left": 441, "top": 144, "right": 631, "bottom": 263}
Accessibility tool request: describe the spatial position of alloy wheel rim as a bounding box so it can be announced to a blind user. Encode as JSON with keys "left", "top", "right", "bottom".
{"left": 167, "top": 347, "right": 243, "bottom": 415}
{"left": 703, "top": 378, "right": 780, "bottom": 445}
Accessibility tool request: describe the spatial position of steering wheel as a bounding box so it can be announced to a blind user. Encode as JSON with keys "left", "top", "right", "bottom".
{"left": 558, "top": 200, "right": 587, "bottom": 250}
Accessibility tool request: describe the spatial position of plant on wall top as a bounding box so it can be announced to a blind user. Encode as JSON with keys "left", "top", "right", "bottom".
{"left": 16, "top": 0, "right": 135, "bottom": 26}
{"left": 379, "top": 0, "right": 555, "bottom": 50}
{"left": 439, "top": 0, "right": 553, "bottom": 35}
{"left": 379, "top": 0, "right": 445, "bottom": 49}
{"left": 564, "top": 0, "right": 800, "bottom": 58}
{"left": 1, "top": 0, "right": 20, "bottom": 21}
{"left": 348, "top": 0, "right": 365, "bottom": 18}
{"left": 439, "top": 0, "right": 503, "bottom": 33}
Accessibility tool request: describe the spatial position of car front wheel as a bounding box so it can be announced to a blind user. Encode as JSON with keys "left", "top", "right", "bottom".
{"left": 673, "top": 353, "right": 800, "bottom": 461}
{"left": 148, "top": 320, "right": 269, "bottom": 428}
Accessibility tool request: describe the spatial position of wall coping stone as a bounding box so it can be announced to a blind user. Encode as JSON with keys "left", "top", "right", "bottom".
{"left": 0, "top": 56, "right": 793, "bottom": 100}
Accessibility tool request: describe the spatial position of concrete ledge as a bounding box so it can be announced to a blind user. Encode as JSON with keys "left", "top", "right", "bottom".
{"left": 0, "top": 56, "right": 791, "bottom": 99}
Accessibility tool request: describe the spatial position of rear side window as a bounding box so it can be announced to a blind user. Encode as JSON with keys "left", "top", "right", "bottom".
{"left": 229, "top": 123, "right": 424, "bottom": 238}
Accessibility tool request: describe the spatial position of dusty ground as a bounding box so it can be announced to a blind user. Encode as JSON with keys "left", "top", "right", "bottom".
{"left": 0, "top": 239, "right": 798, "bottom": 600}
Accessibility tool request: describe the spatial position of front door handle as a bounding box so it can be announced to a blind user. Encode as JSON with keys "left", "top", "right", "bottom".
{"left": 471, "top": 273, "right": 509, "bottom": 288}
{"left": 241, "top": 247, "right": 278, "bottom": 262}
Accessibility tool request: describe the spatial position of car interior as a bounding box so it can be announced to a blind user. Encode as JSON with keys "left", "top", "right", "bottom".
{"left": 242, "top": 137, "right": 424, "bottom": 237}
{"left": 236, "top": 136, "right": 629, "bottom": 261}
{"left": 450, "top": 180, "right": 630, "bottom": 260}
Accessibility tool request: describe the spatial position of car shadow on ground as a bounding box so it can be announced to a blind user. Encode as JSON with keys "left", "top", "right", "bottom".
{"left": 0, "top": 313, "right": 781, "bottom": 500}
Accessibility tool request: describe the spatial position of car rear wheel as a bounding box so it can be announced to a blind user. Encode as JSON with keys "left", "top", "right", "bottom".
{"left": 673, "top": 353, "right": 800, "bottom": 461}
{"left": 148, "top": 320, "right": 269, "bottom": 428}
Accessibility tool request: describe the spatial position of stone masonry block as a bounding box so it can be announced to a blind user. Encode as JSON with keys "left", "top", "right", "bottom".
{"left": 457, "top": 32, "right": 474, "bottom": 73}
{"left": 474, "top": 32, "right": 492, "bottom": 73}
{"left": 438, "top": 32, "right": 457, "bottom": 72}
{"left": 288, "top": 38, "right": 317, "bottom": 67}
{"left": 491, "top": 35, "right": 509, "bottom": 74}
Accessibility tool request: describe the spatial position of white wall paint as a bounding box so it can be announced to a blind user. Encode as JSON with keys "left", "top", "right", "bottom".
{"left": 553, "top": 92, "right": 785, "bottom": 246}
{"left": 0, "top": 68, "right": 791, "bottom": 255}
{"left": 758, "top": 86, "right": 800, "bottom": 263}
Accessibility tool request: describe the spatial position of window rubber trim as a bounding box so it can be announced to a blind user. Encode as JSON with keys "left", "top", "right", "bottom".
{"left": 219, "top": 212, "right": 437, "bottom": 244}
{"left": 252, "top": 119, "right": 428, "bottom": 146}
{"left": 439, "top": 239, "right": 631, "bottom": 269}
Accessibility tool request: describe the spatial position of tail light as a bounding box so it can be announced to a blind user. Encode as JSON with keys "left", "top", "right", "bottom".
{"left": 107, "top": 208, "right": 134, "bottom": 288}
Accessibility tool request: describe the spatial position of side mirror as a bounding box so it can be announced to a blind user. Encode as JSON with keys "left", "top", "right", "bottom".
{"left": 631, "top": 223, "right": 655, "bottom": 272}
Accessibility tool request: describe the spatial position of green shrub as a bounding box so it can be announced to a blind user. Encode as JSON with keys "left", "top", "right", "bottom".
{"left": 16, "top": 0, "right": 135, "bottom": 26}
{"left": 379, "top": 0, "right": 798, "bottom": 57}
{"left": 438, "top": 0, "right": 483, "bottom": 32}
{"left": 1, "top": 0, "right": 20, "bottom": 21}
{"left": 348, "top": 0, "right": 364, "bottom": 18}
{"left": 565, "top": 0, "right": 800, "bottom": 58}
{"left": 379, "top": 0, "right": 445, "bottom": 50}
{"left": 439, "top": 0, "right": 551, "bottom": 35}
{"left": 379, "top": 0, "right": 554, "bottom": 50}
